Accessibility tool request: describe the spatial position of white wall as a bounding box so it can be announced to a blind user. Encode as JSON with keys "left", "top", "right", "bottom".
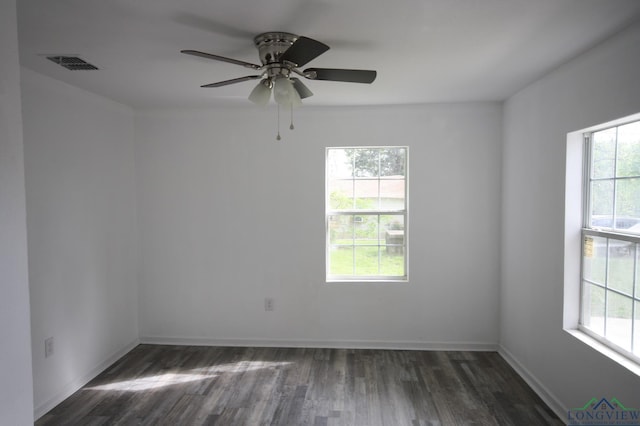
{"left": 0, "top": 1, "right": 34, "bottom": 424}
{"left": 135, "top": 103, "right": 502, "bottom": 348}
{"left": 501, "top": 21, "right": 640, "bottom": 414}
{"left": 21, "top": 68, "right": 139, "bottom": 417}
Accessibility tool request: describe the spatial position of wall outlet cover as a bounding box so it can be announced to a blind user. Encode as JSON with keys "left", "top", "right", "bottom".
{"left": 45, "top": 337, "right": 54, "bottom": 358}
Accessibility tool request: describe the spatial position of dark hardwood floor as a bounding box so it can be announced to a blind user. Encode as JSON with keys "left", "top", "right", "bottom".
{"left": 36, "top": 345, "right": 563, "bottom": 425}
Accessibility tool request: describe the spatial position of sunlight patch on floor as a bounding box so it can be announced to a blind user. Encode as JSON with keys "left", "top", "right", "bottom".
{"left": 86, "top": 361, "right": 292, "bottom": 392}
{"left": 87, "top": 372, "right": 217, "bottom": 392}
{"left": 199, "top": 360, "right": 292, "bottom": 374}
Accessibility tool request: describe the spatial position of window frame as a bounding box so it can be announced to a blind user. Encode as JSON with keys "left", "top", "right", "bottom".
{"left": 325, "top": 146, "right": 408, "bottom": 282}
{"left": 579, "top": 120, "right": 640, "bottom": 364}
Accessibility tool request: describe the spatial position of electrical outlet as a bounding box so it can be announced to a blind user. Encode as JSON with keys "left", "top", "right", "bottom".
{"left": 264, "top": 297, "right": 275, "bottom": 311}
{"left": 45, "top": 337, "right": 54, "bottom": 358}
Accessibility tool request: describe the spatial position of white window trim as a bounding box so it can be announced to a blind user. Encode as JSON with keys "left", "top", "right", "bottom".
{"left": 325, "top": 146, "right": 409, "bottom": 283}
{"left": 564, "top": 112, "right": 640, "bottom": 376}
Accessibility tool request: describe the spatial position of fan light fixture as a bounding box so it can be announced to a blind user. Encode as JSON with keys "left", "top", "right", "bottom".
{"left": 182, "top": 31, "right": 377, "bottom": 140}
{"left": 249, "top": 77, "right": 303, "bottom": 140}
{"left": 248, "top": 79, "right": 272, "bottom": 106}
{"left": 273, "top": 77, "right": 302, "bottom": 107}
{"left": 249, "top": 77, "right": 304, "bottom": 107}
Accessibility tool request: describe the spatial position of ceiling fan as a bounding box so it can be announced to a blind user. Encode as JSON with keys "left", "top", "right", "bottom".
{"left": 181, "top": 32, "right": 377, "bottom": 106}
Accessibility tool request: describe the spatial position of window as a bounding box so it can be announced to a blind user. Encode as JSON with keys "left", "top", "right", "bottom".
{"left": 581, "top": 120, "right": 640, "bottom": 361}
{"left": 326, "top": 147, "right": 407, "bottom": 281}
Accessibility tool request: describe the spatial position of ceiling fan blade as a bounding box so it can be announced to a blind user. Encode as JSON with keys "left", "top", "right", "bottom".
{"left": 291, "top": 78, "right": 313, "bottom": 99}
{"left": 304, "top": 68, "right": 377, "bottom": 84}
{"left": 181, "top": 50, "right": 261, "bottom": 70}
{"left": 201, "top": 75, "right": 261, "bottom": 88}
{"left": 279, "top": 36, "right": 329, "bottom": 68}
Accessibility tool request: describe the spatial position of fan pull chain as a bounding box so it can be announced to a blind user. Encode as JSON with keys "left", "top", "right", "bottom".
{"left": 276, "top": 104, "right": 281, "bottom": 141}
{"left": 290, "top": 105, "right": 295, "bottom": 130}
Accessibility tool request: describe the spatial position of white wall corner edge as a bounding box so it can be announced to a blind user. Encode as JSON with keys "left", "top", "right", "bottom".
{"left": 33, "top": 338, "right": 140, "bottom": 421}
{"left": 498, "top": 345, "right": 568, "bottom": 425}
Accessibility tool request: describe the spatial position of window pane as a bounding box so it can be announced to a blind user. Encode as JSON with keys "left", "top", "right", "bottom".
{"left": 327, "top": 148, "right": 353, "bottom": 178}
{"left": 582, "top": 283, "right": 605, "bottom": 335}
{"left": 354, "top": 149, "right": 379, "bottom": 177}
{"left": 583, "top": 236, "right": 607, "bottom": 285}
{"left": 354, "top": 246, "right": 380, "bottom": 275}
{"left": 634, "top": 301, "right": 640, "bottom": 357}
{"left": 381, "top": 214, "right": 405, "bottom": 276}
{"left": 592, "top": 127, "right": 617, "bottom": 179}
{"left": 616, "top": 121, "right": 640, "bottom": 177}
{"left": 328, "top": 183, "right": 354, "bottom": 210}
{"left": 329, "top": 246, "right": 353, "bottom": 275}
{"left": 380, "top": 148, "right": 406, "bottom": 177}
{"left": 328, "top": 215, "right": 353, "bottom": 246}
{"left": 590, "top": 180, "right": 614, "bottom": 223}
{"left": 614, "top": 178, "right": 640, "bottom": 231}
{"left": 380, "top": 252, "right": 405, "bottom": 276}
{"left": 636, "top": 249, "right": 640, "bottom": 298}
{"left": 354, "top": 215, "right": 379, "bottom": 244}
{"left": 380, "top": 179, "right": 405, "bottom": 210}
{"left": 606, "top": 292, "right": 633, "bottom": 351}
{"left": 354, "top": 179, "right": 379, "bottom": 209}
{"left": 607, "top": 239, "right": 635, "bottom": 295}
{"left": 381, "top": 215, "right": 404, "bottom": 248}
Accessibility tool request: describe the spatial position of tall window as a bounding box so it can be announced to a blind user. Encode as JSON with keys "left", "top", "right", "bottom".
{"left": 326, "top": 147, "right": 407, "bottom": 281}
{"left": 581, "top": 120, "right": 640, "bottom": 361}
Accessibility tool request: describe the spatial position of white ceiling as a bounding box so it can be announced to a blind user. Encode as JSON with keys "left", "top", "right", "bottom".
{"left": 17, "top": 0, "right": 640, "bottom": 108}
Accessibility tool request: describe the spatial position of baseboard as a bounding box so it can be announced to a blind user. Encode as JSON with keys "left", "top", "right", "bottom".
{"left": 33, "top": 338, "right": 140, "bottom": 421}
{"left": 139, "top": 335, "right": 499, "bottom": 352}
{"left": 498, "top": 345, "right": 568, "bottom": 425}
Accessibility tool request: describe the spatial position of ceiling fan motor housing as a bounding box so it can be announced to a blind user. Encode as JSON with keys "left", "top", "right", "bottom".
{"left": 254, "top": 32, "right": 298, "bottom": 79}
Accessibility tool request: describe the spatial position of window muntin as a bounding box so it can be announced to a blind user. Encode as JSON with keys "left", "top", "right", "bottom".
{"left": 581, "top": 120, "right": 640, "bottom": 361}
{"left": 326, "top": 147, "right": 407, "bottom": 281}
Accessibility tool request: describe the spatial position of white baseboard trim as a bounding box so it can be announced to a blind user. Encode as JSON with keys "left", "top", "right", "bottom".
{"left": 498, "top": 345, "right": 568, "bottom": 425}
{"left": 139, "top": 335, "right": 499, "bottom": 352}
{"left": 34, "top": 338, "right": 140, "bottom": 421}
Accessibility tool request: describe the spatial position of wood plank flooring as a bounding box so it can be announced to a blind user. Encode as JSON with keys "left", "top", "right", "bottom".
{"left": 36, "top": 345, "right": 563, "bottom": 425}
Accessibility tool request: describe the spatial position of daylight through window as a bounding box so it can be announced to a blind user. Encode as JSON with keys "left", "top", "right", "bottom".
{"left": 326, "top": 147, "right": 407, "bottom": 281}
{"left": 581, "top": 120, "right": 640, "bottom": 361}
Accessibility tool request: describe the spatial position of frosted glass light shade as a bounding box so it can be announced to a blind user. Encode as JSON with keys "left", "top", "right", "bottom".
{"left": 248, "top": 81, "right": 271, "bottom": 106}
{"left": 274, "top": 78, "right": 302, "bottom": 107}
{"left": 289, "top": 87, "right": 302, "bottom": 107}
{"left": 292, "top": 78, "right": 313, "bottom": 99}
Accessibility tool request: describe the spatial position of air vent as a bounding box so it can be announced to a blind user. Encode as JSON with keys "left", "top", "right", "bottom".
{"left": 47, "top": 56, "right": 99, "bottom": 71}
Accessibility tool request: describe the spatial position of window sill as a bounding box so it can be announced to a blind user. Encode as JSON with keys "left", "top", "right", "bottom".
{"left": 564, "top": 328, "right": 640, "bottom": 377}
{"left": 326, "top": 278, "right": 409, "bottom": 284}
